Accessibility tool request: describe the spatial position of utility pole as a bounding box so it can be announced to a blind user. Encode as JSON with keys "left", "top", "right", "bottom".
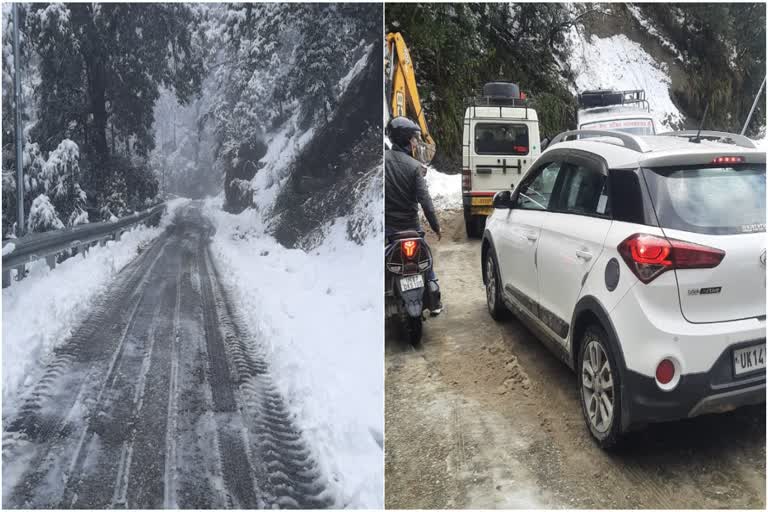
{"left": 13, "top": 3, "right": 25, "bottom": 236}
{"left": 741, "top": 75, "right": 766, "bottom": 136}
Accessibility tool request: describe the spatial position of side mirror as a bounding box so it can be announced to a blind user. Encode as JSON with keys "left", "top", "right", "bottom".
{"left": 492, "top": 190, "right": 514, "bottom": 210}
{"left": 541, "top": 137, "right": 550, "bottom": 151}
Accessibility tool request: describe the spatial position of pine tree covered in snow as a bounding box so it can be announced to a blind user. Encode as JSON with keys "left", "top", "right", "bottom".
{"left": 27, "top": 194, "right": 64, "bottom": 233}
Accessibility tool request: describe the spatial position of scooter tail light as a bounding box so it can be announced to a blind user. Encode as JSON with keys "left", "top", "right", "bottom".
{"left": 401, "top": 239, "right": 419, "bottom": 259}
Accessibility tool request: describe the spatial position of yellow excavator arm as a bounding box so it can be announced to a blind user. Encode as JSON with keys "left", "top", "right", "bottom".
{"left": 386, "top": 32, "right": 436, "bottom": 162}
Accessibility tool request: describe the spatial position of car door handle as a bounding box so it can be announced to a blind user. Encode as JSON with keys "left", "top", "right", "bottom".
{"left": 575, "top": 249, "right": 593, "bottom": 261}
{"left": 525, "top": 233, "right": 538, "bottom": 242}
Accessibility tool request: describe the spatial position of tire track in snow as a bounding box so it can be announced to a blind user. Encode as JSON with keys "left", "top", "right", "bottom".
{"left": 203, "top": 243, "right": 334, "bottom": 508}
{"left": 3, "top": 233, "right": 170, "bottom": 508}
{"left": 3, "top": 203, "right": 334, "bottom": 508}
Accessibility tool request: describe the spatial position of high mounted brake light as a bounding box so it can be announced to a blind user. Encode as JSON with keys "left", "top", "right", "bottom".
{"left": 401, "top": 239, "right": 419, "bottom": 259}
{"left": 711, "top": 156, "right": 745, "bottom": 165}
{"left": 618, "top": 234, "right": 725, "bottom": 284}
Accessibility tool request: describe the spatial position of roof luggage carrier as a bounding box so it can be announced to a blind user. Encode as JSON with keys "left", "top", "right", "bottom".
{"left": 578, "top": 89, "right": 651, "bottom": 112}
{"left": 549, "top": 129, "right": 649, "bottom": 153}
{"left": 464, "top": 95, "right": 533, "bottom": 120}
{"left": 657, "top": 130, "right": 758, "bottom": 149}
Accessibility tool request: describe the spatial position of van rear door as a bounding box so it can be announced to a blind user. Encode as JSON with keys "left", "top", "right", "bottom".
{"left": 470, "top": 122, "right": 533, "bottom": 194}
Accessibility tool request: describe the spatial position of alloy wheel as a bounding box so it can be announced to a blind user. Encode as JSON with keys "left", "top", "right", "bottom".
{"left": 581, "top": 339, "right": 615, "bottom": 433}
{"left": 485, "top": 256, "right": 497, "bottom": 309}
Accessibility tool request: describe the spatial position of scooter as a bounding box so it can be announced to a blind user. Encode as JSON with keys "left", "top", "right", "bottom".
{"left": 384, "top": 230, "right": 440, "bottom": 345}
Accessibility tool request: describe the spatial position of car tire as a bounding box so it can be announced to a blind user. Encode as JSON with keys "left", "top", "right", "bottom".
{"left": 484, "top": 247, "right": 509, "bottom": 320}
{"left": 577, "top": 324, "right": 624, "bottom": 449}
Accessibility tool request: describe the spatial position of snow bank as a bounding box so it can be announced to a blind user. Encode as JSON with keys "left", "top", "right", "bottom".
{"left": 2, "top": 198, "right": 189, "bottom": 418}
{"left": 203, "top": 196, "right": 383, "bottom": 509}
{"left": 567, "top": 30, "right": 684, "bottom": 130}
{"left": 426, "top": 167, "right": 462, "bottom": 210}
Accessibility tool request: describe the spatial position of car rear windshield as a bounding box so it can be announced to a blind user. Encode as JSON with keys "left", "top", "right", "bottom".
{"left": 642, "top": 164, "right": 766, "bottom": 235}
{"left": 474, "top": 123, "right": 529, "bottom": 155}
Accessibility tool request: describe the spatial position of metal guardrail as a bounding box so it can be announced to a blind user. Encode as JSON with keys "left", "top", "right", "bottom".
{"left": 2, "top": 202, "right": 166, "bottom": 288}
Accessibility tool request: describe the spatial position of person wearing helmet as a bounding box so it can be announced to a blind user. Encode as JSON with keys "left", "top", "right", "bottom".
{"left": 385, "top": 116, "right": 442, "bottom": 314}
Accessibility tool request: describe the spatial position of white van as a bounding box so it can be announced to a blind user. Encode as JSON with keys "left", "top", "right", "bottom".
{"left": 576, "top": 89, "right": 658, "bottom": 135}
{"left": 461, "top": 82, "right": 542, "bottom": 238}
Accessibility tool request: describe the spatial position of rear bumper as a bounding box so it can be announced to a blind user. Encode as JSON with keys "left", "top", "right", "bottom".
{"left": 463, "top": 192, "right": 495, "bottom": 215}
{"left": 623, "top": 343, "right": 766, "bottom": 428}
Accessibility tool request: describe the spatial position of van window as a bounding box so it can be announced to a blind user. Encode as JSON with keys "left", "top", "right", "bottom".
{"left": 474, "top": 123, "right": 529, "bottom": 155}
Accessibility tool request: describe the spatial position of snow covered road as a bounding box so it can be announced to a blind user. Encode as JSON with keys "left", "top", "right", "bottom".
{"left": 2, "top": 202, "right": 332, "bottom": 508}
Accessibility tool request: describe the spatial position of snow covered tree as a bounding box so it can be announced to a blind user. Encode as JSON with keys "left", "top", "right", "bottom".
{"left": 40, "top": 139, "right": 87, "bottom": 226}
{"left": 27, "top": 194, "right": 64, "bottom": 233}
{"left": 16, "top": 3, "right": 204, "bottom": 222}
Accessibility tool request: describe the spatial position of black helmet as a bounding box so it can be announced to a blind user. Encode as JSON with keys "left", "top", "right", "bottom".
{"left": 386, "top": 116, "right": 421, "bottom": 152}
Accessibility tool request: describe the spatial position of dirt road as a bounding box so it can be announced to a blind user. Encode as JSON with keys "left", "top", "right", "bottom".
{"left": 2, "top": 203, "right": 331, "bottom": 509}
{"left": 385, "top": 209, "right": 766, "bottom": 509}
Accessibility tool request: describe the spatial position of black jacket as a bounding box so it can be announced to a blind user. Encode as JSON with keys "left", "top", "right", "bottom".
{"left": 385, "top": 145, "right": 440, "bottom": 234}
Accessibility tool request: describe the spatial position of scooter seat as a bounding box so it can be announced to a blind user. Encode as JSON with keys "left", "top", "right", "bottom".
{"left": 390, "top": 230, "right": 422, "bottom": 240}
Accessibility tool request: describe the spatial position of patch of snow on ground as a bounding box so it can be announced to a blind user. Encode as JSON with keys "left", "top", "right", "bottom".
{"left": 2, "top": 198, "right": 190, "bottom": 418}
{"left": 567, "top": 30, "right": 684, "bottom": 130}
{"left": 426, "top": 167, "right": 462, "bottom": 210}
{"left": 203, "top": 196, "right": 383, "bottom": 509}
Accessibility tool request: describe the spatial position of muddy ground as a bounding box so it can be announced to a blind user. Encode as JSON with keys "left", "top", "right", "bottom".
{"left": 385, "top": 209, "right": 766, "bottom": 509}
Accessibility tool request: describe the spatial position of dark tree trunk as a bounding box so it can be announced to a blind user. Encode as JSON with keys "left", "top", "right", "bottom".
{"left": 87, "top": 61, "right": 109, "bottom": 160}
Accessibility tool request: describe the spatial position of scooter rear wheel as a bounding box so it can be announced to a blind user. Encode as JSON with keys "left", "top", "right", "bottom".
{"left": 404, "top": 316, "right": 423, "bottom": 346}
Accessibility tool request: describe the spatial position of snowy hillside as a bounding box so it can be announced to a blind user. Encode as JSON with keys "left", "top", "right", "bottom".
{"left": 566, "top": 30, "right": 684, "bottom": 130}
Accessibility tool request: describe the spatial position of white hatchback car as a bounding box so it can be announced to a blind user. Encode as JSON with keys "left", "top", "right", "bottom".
{"left": 482, "top": 129, "right": 766, "bottom": 448}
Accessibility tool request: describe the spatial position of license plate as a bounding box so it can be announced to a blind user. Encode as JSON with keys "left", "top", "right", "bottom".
{"left": 733, "top": 343, "right": 766, "bottom": 376}
{"left": 471, "top": 206, "right": 494, "bottom": 216}
{"left": 399, "top": 274, "right": 424, "bottom": 292}
{"left": 472, "top": 197, "right": 493, "bottom": 206}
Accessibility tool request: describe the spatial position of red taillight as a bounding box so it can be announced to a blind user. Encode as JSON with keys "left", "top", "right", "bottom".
{"left": 617, "top": 233, "right": 725, "bottom": 284}
{"left": 711, "top": 156, "right": 745, "bottom": 165}
{"left": 462, "top": 168, "right": 471, "bottom": 191}
{"left": 656, "top": 359, "right": 675, "bottom": 385}
{"left": 401, "top": 239, "right": 419, "bottom": 259}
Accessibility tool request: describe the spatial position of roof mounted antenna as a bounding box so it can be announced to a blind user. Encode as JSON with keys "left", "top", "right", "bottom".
{"left": 692, "top": 99, "right": 710, "bottom": 144}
